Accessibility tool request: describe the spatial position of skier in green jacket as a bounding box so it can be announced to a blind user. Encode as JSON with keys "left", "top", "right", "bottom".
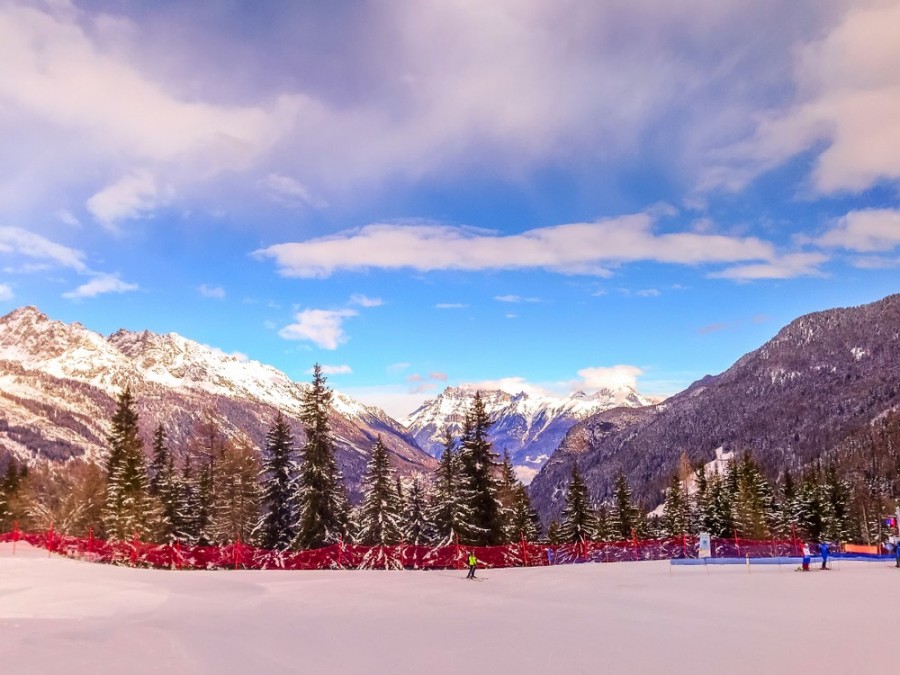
{"left": 466, "top": 551, "right": 478, "bottom": 579}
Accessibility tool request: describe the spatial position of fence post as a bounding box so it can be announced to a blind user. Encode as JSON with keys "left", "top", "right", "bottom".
{"left": 337, "top": 535, "right": 344, "bottom": 569}
{"left": 88, "top": 527, "right": 94, "bottom": 558}
{"left": 234, "top": 537, "right": 241, "bottom": 571}
{"left": 47, "top": 521, "right": 54, "bottom": 558}
{"left": 520, "top": 532, "right": 528, "bottom": 567}
{"left": 131, "top": 531, "right": 138, "bottom": 566}
{"left": 681, "top": 532, "right": 687, "bottom": 559}
{"left": 455, "top": 533, "right": 460, "bottom": 570}
{"left": 733, "top": 529, "right": 740, "bottom": 557}
{"left": 791, "top": 523, "right": 799, "bottom": 556}
{"left": 175, "top": 541, "right": 182, "bottom": 570}
{"left": 12, "top": 520, "right": 18, "bottom": 556}
{"left": 631, "top": 528, "right": 639, "bottom": 561}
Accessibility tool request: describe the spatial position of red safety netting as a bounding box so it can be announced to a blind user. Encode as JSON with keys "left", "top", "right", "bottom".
{"left": 0, "top": 528, "right": 806, "bottom": 571}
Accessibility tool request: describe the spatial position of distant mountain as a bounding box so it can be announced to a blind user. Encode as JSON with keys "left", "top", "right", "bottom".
{"left": 529, "top": 294, "right": 900, "bottom": 523}
{"left": 405, "top": 385, "right": 654, "bottom": 482}
{"left": 0, "top": 307, "right": 434, "bottom": 498}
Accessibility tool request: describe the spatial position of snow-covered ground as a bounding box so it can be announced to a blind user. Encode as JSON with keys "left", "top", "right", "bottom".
{"left": 1, "top": 542, "right": 894, "bottom": 674}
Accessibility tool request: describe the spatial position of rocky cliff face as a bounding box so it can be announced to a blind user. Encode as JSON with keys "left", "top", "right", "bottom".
{"left": 405, "top": 384, "right": 653, "bottom": 482}
{"left": 528, "top": 294, "right": 900, "bottom": 523}
{"left": 0, "top": 307, "right": 434, "bottom": 498}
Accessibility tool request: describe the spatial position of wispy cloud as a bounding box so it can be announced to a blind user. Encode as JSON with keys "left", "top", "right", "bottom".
{"left": 0, "top": 283, "right": 13, "bottom": 301}
{"left": 710, "top": 253, "right": 828, "bottom": 281}
{"left": 494, "top": 294, "right": 540, "bottom": 303}
{"left": 349, "top": 293, "right": 384, "bottom": 307}
{"left": 0, "top": 227, "right": 86, "bottom": 272}
{"left": 86, "top": 170, "right": 168, "bottom": 231}
{"left": 198, "top": 284, "right": 226, "bottom": 299}
{"left": 62, "top": 273, "right": 139, "bottom": 299}
{"left": 278, "top": 308, "right": 358, "bottom": 349}
{"left": 260, "top": 173, "right": 327, "bottom": 210}
{"left": 256, "top": 213, "right": 784, "bottom": 279}
{"left": 575, "top": 365, "right": 643, "bottom": 392}
{"left": 697, "top": 322, "right": 730, "bottom": 335}
{"left": 435, "top": 303, "right": 467, "bottom": 309}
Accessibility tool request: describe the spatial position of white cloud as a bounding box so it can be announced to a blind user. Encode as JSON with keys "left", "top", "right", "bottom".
{"left": 575, "top": 365, "right": 643, "bottom": 392}
{"left": 260, "top": 174, "right": 327, "bottom": 209}
{"left": 256, "top": 213, "right": 779, "bottom": 279}
{"left": 86, "top": 170, "right": 167, "bottom": 230}
{"left": 707, "top": 2, "right": 900, "bottom": 194}
{"left": 278, "top": 308, "right": 357, "bottom": 350}
{"left": 710, "top": 252, "right": 828, "bottom": 281}
{"left": 435, "top": 303, "right": 467, "bottom": 309}
{"left": 341, "top": 385, "right": 434, "bottom": 421}
{"left": 815, "top": 209, "right": 900, "bottom": 252}
{"left": 198, "top": 284, "right": 226, "bottom": 299}
{"left": 55, "top": 209, "right": 80, "bottom": 227}
{"left": 307, "top": 364, "right": 353, "bottom": 375}
{"left": 494, "top": 295, "right": 540, "bottom": 303}
{"left": 0, "top": 226, "right": 86, "bottom": 272}
{"left": 349, "top": 294, "right": 384, "bottom": 307}
{"left": 635, "top": 288, "right": 660, "bottom": 297}
{"left": 386, "top": 362, "right": 411, "bottom": 374}
{"left": 62, "top": 273, "right": 139, "bottom": 299}
{"left": 0, "top": 283, "right": 13, "bottom": 301}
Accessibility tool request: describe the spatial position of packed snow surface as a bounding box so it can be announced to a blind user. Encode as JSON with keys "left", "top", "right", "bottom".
{"left": 1, "top": 542, "right": 893, "bottom": 674}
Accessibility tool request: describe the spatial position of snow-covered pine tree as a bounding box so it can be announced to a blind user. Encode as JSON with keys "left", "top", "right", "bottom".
{"left": 179, "top": 457, "right": 201, "bottom": 544}
{"left": 458, "top": 392, "right": 504, "bottom": 545}
{"left": 147, "top": 424, "right": 183, "bottom": 543}
{"left": 496, "top": 449, "right": 523, "bottom": 542}
{"left": 428, "top": 430, "right": 475, "bottom": 545}
{"left": 732, "top": 453, "right": 773, "bottom": 539}
{"left": 610, "top": 472, "right": 638, "bottom": 541}
{"left": 662, "top": 472, "right": 690, "bottom": 537}
{"left": 821, "top": 465, "right": 851, "bottom": 543}
{"left": 293, "top": 364, "right": 349, "bottom": 549}
{"left": 101, "top": 386, "right": 157, "bottom": 541}
{"left": 357, "top": 437, "right": 404, "bottom": 545}
{"left": 775, "top": 470, "right": 799, "bottom": 538}
{"left": 507, "top": 484, "right": 540, "bottom": 541}
{"left": 211, "top": 433, "right": 261, "bottom": 545}
{"left": 402, "top": 476, "right": 434, "bottom": 545}
{"left": 255, "top": 411, "right": 297, "bottom": 550}
{"left": 795, "top": 471, "right": 825, "bottom": 540}
{"left": 545, "top": 520, "right": 562, "bottom": 545}
{"left": 560, "top": 463, "right": 598, "bottom": 543}
{"left": 595, "top": 503, "right": 614, "bottom": 542}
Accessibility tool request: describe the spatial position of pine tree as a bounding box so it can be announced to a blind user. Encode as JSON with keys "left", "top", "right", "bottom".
{"left": 179, "top": 457, "right": 202, "bottom": 544}
{"left": 732, "top": 453, "right": 773, "bottom": 539}
{"left": 211, "top": 434, "right": 262, "bottom": 545}
{"left": 545, "top": 520, "right": 562, "bottom": 545}
{"left": 560, "top": 463, "right": 598, "bottom": 543}
{"left": 495, "top": 450, "right": 520, "bottom": 541}
{"left": 595, "top": 503, "right": 614, "bottom": 542}
{"left": 293, "top": 364, "right": 349, "bottom": 549}
{"left": 147, "top": 425, "right": 183, "bottom": 543}
{"left": 507, "top": 485, "right": 540, "bottom": 542}
{"left": 256, "top": 411, "right": 297, "bottom": 550}
{"left": 402, "top": 477, "right": 435, "bottom": 545}
{"left": 458, "top": 392, "right": 504, "bottom": 545}
{"left": 821, "top": 465, "right": 851, "bottom": 543}
{"left": 102, "top": 386, "right": 157, "bottom": 541}
{"left": 357, "top": 437, "right": 404, "bottom": 545}
{"left": 662, "top": 472, "right": 690, "bottom": 537}
{"left": 428, "top": 431, "right": 474, "bottom": 545}
{"left": 776, "top": 471, "right": 799, "bottom": 538}
{"left": 796, "top": 471, "right": 825, "bottom": 540}
{"left": 610, "top": 472, "right": 638, "bottom": 540}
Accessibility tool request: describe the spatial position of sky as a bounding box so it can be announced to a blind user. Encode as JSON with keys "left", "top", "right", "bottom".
{"left": 1, "top": 0, "right": 899, "bottom": 419}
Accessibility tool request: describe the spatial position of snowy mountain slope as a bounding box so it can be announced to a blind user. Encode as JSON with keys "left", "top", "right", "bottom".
{"left": 405, "top": 385, "right": 654, "bottom": 482}
{"left": 0, "top": 307, "right": 434, "bottom": 496}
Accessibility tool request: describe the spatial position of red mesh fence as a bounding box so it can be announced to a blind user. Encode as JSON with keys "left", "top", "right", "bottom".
{"left": 0, "top": 528, "right": 805, "bottom": 570}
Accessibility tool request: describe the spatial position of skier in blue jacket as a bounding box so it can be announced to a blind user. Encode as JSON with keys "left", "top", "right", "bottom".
{"left": 819, "top": 541, "right": 829, "bottom": 570}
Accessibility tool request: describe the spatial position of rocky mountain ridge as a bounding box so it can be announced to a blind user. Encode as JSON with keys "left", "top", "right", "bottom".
{"left": 0, "top": 306, "right": 434, "bottom": 497}
{"left": 405, "top": 384, "right": 654, "bottom": 482}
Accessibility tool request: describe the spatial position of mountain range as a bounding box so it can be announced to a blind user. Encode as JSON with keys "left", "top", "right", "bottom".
{"left": 528, "top": 294, "right": 900, "bottom": 523}
{"left": 0, "top": 306, "right": 434, "bottom": 499}
{"left": 405, "top": 385, "right": 653, "bottom": 483}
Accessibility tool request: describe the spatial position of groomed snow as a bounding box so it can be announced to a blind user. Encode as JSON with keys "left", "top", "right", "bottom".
{"left": 1, "top": 542, "right": 894, "bottom": 674}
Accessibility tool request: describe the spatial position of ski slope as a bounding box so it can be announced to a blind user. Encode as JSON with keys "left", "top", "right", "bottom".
{"left": 0, "top": 542, "right": 894, "bottom": 674}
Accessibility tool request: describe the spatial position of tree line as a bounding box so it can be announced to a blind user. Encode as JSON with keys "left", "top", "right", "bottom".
{"left": 0, "top": 365, "right": 539, "bottom": 549}
{"left": 555, "top": 448, "right": 897, "bottom": 546}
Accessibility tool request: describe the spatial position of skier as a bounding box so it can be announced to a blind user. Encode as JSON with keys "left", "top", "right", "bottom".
{"left": 895, "top": 538, "right": 900, "bottom": 569}
{"left": 466, "top": 550, "right": 478, "bottom": 579}
{"left": 819, "top": 540, "right": 829, "bottom": 570}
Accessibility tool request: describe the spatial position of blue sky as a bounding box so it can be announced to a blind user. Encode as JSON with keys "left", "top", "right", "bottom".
{"left": 1, "top": 0, "right": 899, "bottom": 418}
